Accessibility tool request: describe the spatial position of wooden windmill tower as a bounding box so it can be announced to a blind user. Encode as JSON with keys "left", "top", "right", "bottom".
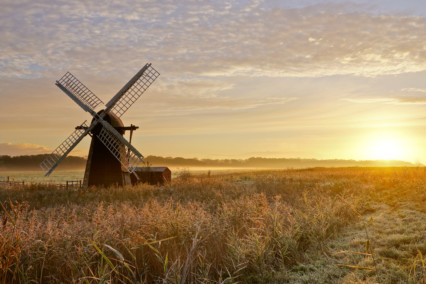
{"left": 40, "top": 63, "right": 160, "bottom": 187}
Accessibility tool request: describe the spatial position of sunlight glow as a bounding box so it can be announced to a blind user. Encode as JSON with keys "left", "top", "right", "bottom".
{"left": 363, "top": 133, "right": 409, "bottom": 161}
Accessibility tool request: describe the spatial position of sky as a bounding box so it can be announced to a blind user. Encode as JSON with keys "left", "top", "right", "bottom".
{"left": 0, "top": 0, "right": 425, "bottom": 163}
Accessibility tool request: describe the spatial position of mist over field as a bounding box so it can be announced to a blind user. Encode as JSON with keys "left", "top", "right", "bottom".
{"left": 0, "top": 154, "right": 419, "bottom": 172}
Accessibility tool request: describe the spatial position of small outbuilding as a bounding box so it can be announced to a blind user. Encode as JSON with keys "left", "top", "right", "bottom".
{"left": 131, "top": 167, "right": 171, "bottom": 185}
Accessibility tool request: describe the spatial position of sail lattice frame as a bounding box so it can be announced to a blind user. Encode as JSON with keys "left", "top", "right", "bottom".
{"left": 57, "top": 72, "right": 104, "bottom": 111}
{"left": 110, "top": 65, "right": 160, "bottom": 117}
{"left": 97, "top": 127, "right": 144, "bottom": 173}
{"left": 40, "top": 121, "right": 89, "bottom": 174}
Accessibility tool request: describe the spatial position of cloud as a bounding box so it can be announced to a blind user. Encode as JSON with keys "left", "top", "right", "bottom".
{"left": 0, "top": 1, "right": 425, "bottom": 81}
{"left": 144, "top": 78, "right": 297, "bottom": 113}
{"left": 0, "top": 142, "right": 88, "bottom": 157}
{"left": 394, "top": 97, "right": 426, "bottom": 104}
{"left": 343, "top": 96, "right": 426, "bottom": 105}
{"left": 147, "top": 94, "right": 297, "bottom": 114}
{"left": 0, "top": 142, "right": 50, "bottom": 156}
{"left": 343, "top": 98, "right": 394, "bottom": 104}
{"left": 402, "top": 88, "right": 426, "bottom": 93}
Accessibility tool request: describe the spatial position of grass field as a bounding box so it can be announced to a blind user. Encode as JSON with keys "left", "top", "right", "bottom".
{"left": 0, "top": 167, "right": 425, "bottom": 283}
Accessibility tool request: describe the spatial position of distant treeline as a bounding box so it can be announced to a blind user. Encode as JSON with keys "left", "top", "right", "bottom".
{"left": 145, "top": 156, "right": 419, "bottom": 168}
{"left": 0, "top": 154, "right": 420, "bottom": 171}
{"left": 0, "top": 155, "right": 86, "bottom": 171}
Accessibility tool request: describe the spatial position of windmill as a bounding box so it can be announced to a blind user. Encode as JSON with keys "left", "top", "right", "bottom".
{"left": 40, "top": 63, "right": 160, "bottom": 187}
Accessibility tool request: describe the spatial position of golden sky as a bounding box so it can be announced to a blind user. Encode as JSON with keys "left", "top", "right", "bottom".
{"left": 0, "top": 0, "right": 425, "bottom": 163}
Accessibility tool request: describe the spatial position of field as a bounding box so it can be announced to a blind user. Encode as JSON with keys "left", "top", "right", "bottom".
{"left": 0, "top": 167, "right": 261, "bottom": 184}
{"left": 0, "top": 170, "right": 85, "bottom": 184}
{"left": 0, "top": 167, "right": 425, "bottom": 283}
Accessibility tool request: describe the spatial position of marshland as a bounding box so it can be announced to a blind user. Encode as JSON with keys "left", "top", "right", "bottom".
{"left": 1, "top": 167, "right": 424, "bottom": 283}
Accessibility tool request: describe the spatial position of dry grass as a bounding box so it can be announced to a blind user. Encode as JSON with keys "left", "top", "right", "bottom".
{"left": 0, "top": 167, "right": 425, "bottom": 283}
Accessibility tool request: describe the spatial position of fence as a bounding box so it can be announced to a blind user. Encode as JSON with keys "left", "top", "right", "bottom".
{"left": 0, "top": 176, "right": 25, "bottom": 186}
{"left": 65, "top": 180, "right": 82, "bottom": 190}
{"left": 0, "top": 176, "right": 82, "bottom": 190}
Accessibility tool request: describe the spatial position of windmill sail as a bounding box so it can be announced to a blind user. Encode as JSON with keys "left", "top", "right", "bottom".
{"left": 40, "top": 121, "right": 91, "bottom": 176}
{"left": 97, "top": 126, "right": 144, "bottom": 173}
{"left": 108, "top": 64, "right": 160, "bottom": 117}
{"left": 56, "top": 72, "right": 104, "bottom": 114}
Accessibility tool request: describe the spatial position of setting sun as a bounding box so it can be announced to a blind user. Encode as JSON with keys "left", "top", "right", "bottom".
{"left": 363, "top": 133, "right": 409, "bottom": 161}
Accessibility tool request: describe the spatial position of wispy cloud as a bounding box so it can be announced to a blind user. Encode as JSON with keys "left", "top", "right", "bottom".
{"left": 0, "top": 142, "right": 88, "bottom": 157}
{"left": 343, "top": 96, "right": 426, "bottom": 105}
{"left": 145, "top": 78, "right": 297, "bottom": 112}
{"left": 402, "top": 88, "right": 426, "bottom": 93}
{"left": 343, "top": 98, "right": 395, "bottom": 104}
{"left": 0, "top": 1, "right": 425, "bottom": 80}
{"left": 394, "top": 97, "right": 426, "bottom": 104}
{"left": 0, "top": 142, "right": 50, "bottom": 156}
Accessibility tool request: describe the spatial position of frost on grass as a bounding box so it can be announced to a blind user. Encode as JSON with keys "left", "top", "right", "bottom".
{"left": 0, "top": 167, "right": 425, "bottom": 283}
